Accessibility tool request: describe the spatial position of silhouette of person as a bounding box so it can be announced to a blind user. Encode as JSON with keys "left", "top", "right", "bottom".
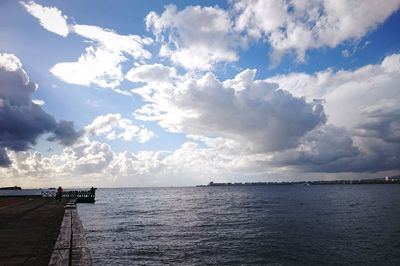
{"left": 56, "top": 186, "right": 63, "bottom": 201}
{"left": 90, "top": 186, "right": 96, "bottom": 195}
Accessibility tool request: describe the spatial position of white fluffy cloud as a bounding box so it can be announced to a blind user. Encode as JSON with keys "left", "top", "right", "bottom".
{"left": 133, "top": 69, "right": 326, "bottom": 152}
{"left": 50, "top": 25, "right": 153, "bottom": 89}
{"left": 51, "top": 46, "right": 125, "bottom": 88}
{"left": 125, "top": 63, "right": 177, "bottom": 84}
{"left": 233, "top": 0, "right": 400, "bottom": 63}
{"left": 31, "top": 99, "right": 45, "bottom": 106}
{"left": 85, "top": 113, "right": 154, "bottom": 143}
{"left": 146, "top": 5, "right": 241, "bottom": 70}
{"left": 146, "top": 1, "right": 400, "bottom": 69}
{"left": 0, "top": 138, "right": 261, "bottom": 187}
{"left": 21, "top": 0, "right": 69, "bottom": 37}
{"left": 22, "top": 1, "right": 153, "bottom": 89}
{"left": 72, "top": 25, "right": 152, "bottom": 59}
{"left": 8, "top": 140, "right": 114, "bottom": 177}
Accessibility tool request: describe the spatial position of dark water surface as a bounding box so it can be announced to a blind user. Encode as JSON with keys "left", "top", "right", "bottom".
{"left": 78, "top": 185, "right": 400, "bottom": 265}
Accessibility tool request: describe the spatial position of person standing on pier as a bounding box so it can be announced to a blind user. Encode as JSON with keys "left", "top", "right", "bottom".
{"left": 56, "top": 186, "right": 63, "bottom": 201}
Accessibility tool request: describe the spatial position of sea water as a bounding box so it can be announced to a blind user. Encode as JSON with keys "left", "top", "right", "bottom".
{"left": 77, "top": 185, "right": 400, "bottom": 265}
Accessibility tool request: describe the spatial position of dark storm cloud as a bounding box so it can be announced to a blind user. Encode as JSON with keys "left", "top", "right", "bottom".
{"left": 355, "top": 109, "right": 400, "bottom": 143}
{"left": 47, "top": 120, "right": 82, "bottom": 146}
{"left": 0, "top": 147, "right": 11, "bottom": 166}
{"left": 0, "top": 53, "right": 81, "bottom": 166}
{"left": 272, "top": 124, "right": 400, "bottom": 173}
{"left": 272, "top": 125, "right": 360, "bottom": 171}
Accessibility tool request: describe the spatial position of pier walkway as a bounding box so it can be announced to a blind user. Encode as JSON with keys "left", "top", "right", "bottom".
{"left": 0, "top": 198, "right": 66, "bottom": 265}
{"left": 0, "top": 197, "right": 92, "bottom": 265}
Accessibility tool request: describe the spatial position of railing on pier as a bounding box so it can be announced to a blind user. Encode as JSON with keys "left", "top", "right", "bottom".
{"left": 41, "top": 190, "right": 96, "bottom": 203}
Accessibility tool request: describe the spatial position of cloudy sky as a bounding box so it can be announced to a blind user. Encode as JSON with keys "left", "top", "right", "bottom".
{"left": 1, "top": 0, "right": 400, "bottom": 188}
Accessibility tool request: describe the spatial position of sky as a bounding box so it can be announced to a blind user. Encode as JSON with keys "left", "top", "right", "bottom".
{"left": 0, "top": 0, "right": 400, "bottom": 188}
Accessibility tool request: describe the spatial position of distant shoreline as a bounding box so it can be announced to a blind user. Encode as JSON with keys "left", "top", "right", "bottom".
{"left": 197, "top": 176, "right": 400, "bottom": 187}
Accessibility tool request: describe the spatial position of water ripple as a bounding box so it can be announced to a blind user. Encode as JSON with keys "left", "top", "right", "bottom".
{"left": 78, "top": 185, "right": 400, "bottom": 265}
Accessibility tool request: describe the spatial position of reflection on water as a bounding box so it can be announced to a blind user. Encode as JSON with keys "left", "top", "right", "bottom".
{"left": 78, "top": 185, "right": 400, "bottom": 265}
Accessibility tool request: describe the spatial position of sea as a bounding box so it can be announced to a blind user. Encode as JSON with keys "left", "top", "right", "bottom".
{"left": 77, "top": 185, "right": 400, "bottom": 265}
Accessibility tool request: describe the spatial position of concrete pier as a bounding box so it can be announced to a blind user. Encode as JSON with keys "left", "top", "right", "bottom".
{"left": 0, "top": 198, "right": 66, "bottom": 265}
{"left": 0, "top": 197, "right": 92, "bottom": 265}
{"left": 49, "top": 200, "right": 92, "bottom": 266}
